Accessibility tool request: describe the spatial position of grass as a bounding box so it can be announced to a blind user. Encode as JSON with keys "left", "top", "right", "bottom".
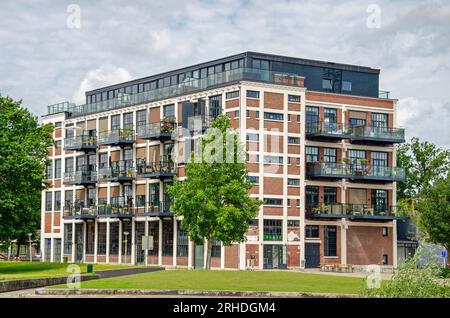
{"left": 0, "top": 261, "right": 141, "bottom": 281}
{"left": 61, "top": 269, "right": 366, "bottom": 295}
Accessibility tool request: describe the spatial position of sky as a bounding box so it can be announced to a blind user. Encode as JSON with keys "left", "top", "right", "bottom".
{"left": 0, "top": 0, "right": 449, "bottom": 149}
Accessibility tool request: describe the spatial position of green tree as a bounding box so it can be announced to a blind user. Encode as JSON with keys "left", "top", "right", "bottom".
{"left": 168, "top": 115, "right": 262, "bottom": 269}
{"left": 415, "top": 176, "right": 450, "bottom": 253}
{"left": 0, "top": 96, "right": 53, "bottom": 251}
{"left": 397, "top": 137, "right": 450, "bottom": 199}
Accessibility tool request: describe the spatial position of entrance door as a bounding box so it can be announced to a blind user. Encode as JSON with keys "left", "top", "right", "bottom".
{"left": 305, "top": 243, "right": 321, "bottom": 268}
{"left": 135, "top": 222, "right": 145, "bottom": 264}
{"left": 74, "top": 223, "right": 83, "bottom": 262}
{"left": 263, "top": 245, "right": 287, "bottom": 269}
{"left": 194, "top": 244, "right": 204, "bottom": 269}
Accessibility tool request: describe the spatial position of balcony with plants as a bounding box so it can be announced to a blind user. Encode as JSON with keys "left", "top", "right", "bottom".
{"left": 138, "top": 116, "right": 176, "bottom": 141}
{"left": 97, "top": 197, "right": 134, "bottom": 217}
{"left": 134, "top": 198, "right": 173, "bottom": 217}
{"left": 97, "top": 160, "right": 135, "bottom": 183}
{"left": 306, "top": 203, "right": 398, "bottom": 220}
{"left": 136, "top": 159, "right": 176, "bottom": 179}
{"left": 63, "top": 201, "right": 97, "bottom": 219}
{"left": 306, "top": 121, "right": 348, "bottom": 141}
{"left": 64, "top": 132, "right": 97, "bottom": 152}
{"left": 98, "top": 128, "right": 135, "bottom": 147}
{"left": 348, "top": 125, "right": 405, "bottom": 144}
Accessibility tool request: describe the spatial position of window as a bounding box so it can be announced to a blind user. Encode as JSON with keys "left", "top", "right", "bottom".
{"left": 297, "top": 115, "right": 301, "bottom": 123}
{"left": 306, "top": 225, "right": 319, "bottom": 238}
{"left": 263, "top": 219, "right": 282, "bottom": 241}
{"left": 264, "top": 155, "right": 283, "bottom": 164}
{"left": 383, "top": 254, "right": 388, "bottom": 265}
{"left": 64, "top": 190, "right": 73, "bottom": 211}
{"left": 54, "top": 121, "right": 62, "bottom": 128}
{"left": 109, "top": 222, "right": 119, "bottom": 255}
{"left": 324, "top": 226, "right": 337, "bottom": 256}
{"left": 45, "top": 192, "right": 52, "bottom": 211}
{"left": 177, "top": 221, "right": 188, "bottom": 257}
{"left": 382, "top": 227, "right": 389, "bottom": 237}
{"left": 252, "top": 59, "right": 269, "bottom": 70}
{"left": 54, "top": 159, "right": 61, "bottom": 179}
{"left": 209, "top": 95, "right": 222, "bottom": 119}
{"left": 287, "top": 220, "right": 300, "bottom": 227}
{"left": 264, "top": 112, "right": 283, "bottom": 121}
{"left": 226, "top": 91, "right": 240, "bottom": 99}
{"left": 324, "top": 187, "right": 337, "bottom": 204}
{"left": 211, "top": 239, "right": 221, "bottom": 258}
{"left": 99, "top": 153, "right": 108, "bottom": 169}
{"left": 86, "top": 222, "right": 95, "bottom": 254}
{"left": 264, "top": 198, "right": 283, "bottom": 206}
{"left": 162, "top": 220, "right": 173, "bottom": 256}
{"left": 124, "top": 148, "right": 133, "bottom": 162}
{"left": 246, "top": 90, "right": 260, "bottom": 98}
{"left": 371, "top": 151, "right": 388, "bottom": 167}
{"left": 287, "top": 178, "right": 300, "bottom": 186}
{"left": 136, "top": 109, "right": 147, "bottom": 134}
{"left": 306, "top": 106, "right": 319, "bottom": 133}
{"left": 342, "top": 81, "right": 352, "bottom": 92}
{"left": 54, "top": 140, "right": 62, "bottom": 149}
{"left": 324, "top": 108, "right": 337, "bottom": 123}
{"left": 322, "top": 78, "right": 333, "bottom": 90}
{"left": 324, "top": 148, "right": 337, "bottom": 163}
{"left": 288, "top": 136, "right": 300, "bottom": 144}
{"left": 66, "top": 128, "right": 74, "bottom": 139}
{"left": 372, "top": 113, "right": 388, "bottom": 128}
{"left": 123, "top": 112, "right": 133, "bottom": 130}
{"left": 288, "top": 95, "right": 301, "bottom": 103}
{"left": 46, "top": 161, "right": 53, "bottom": 179}
{"left": 246, "top": 133, "right": 259, "bottom": 141}
{"left": 247, "top": 176, "right": 259, "bottom": 184}
{"left": 306, "top": 146, "right": 318, "bottom": 163}
{"left": 163, "top": 104, "right": 175, "bottom": 118}
{"left": 296, "top": 157, "right": 300, "bottom": 166}
{"left": 349, "top": 149, "right": 366, "bottom": 165}
{"left": 54, "top": 191, "right": 61, "bottom": 210}
{"left": 148, "top": 221, "right": 159, "bottom": 256}
{"left": 234, "top": 110, "right": 240, "bottom": 118}
{"left": 349, "top": 117, "right": 366, "bottom": 128}
{"left": 64, "top": 224, "right": 72, "bottom": 254}
{"left": 53, "top": 238, "right": 62, "bottom": 262}
{"left": 97, "top": 223, "right": 106, "bottom": 255}
{"left": 149, "top": 183, "right": 160, "bottom": 207}
{"left": 111, "top": 114, "right": 120, "bottom": 131}
{"left": 246, "top": 110, "right": 250, "bottom": 118}
{"left": 373, "top": 189, "right": 388, "bottom": 211}
{"left": 256, "top": 111, "right": 260, "bottom": 119}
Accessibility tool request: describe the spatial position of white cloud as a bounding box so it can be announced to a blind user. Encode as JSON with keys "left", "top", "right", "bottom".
{"left": 72, "top": 66, "right": 132, "bottom": 104}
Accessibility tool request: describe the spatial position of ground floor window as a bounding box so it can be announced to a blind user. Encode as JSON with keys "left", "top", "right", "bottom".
{"left": 110, "top": 222, "right": 119, "bottom": 255}
{"left": 97, "top": 223, "right": 107, "bottom": 255}
{"left": 53, "top": 238, "right": 61, "bottom": 262}
{"left": 306, "top": 225, "right": 319, "bottom": 238}
{"left": 324, "top": 226, "right": 337, "bottom": 256}
{"left": 86, "top": 222, "right": 95, "bottom": 254}
{"left": 63, "top": 224, "right": 72, "bottom": 254}
{"left": 148, "top": 221, "right": 159, "bottom": 256}
{"left": 122, "top": 221, "right": 132, "bottom": 260}
{"left": 177, "top": 221, "right": 188, "bottom": 257}
{"left": 162, "top": 220, "right": 173, "bottom": 256}
{"left": 44, "top": 238, "right": 51, "bottom": 262}
{"left": 211, "top": 239, "right": 221, "bottom": 258}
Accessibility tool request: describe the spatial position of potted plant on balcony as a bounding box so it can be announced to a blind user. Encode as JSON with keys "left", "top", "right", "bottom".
{"left": 321, "top": 204, "right": 331, "bottom": 214}
{"left": 161, "top": 117, "right": 174, "bottom": 133}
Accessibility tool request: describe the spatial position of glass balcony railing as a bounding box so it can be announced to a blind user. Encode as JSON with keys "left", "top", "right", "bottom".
{"left": 46, "top": 68, "right": 305, "bottom": 117}
{"left": 348, "top": 125, "right": 405, "bottom": 143}
{"left": 63, "top": 202, "right": 97, "bottom": 218}
{"left": 136, "top": 160, "right": 176, "bottom": 179}
{"left": 97, "top": 160, "right": 135, "bottom": 182}
{"left": 187, "top": 115, "right": 213, "bottom": 132}
{"left": 306, "top": 122, "right": 348, "bottom": 139}
{"left": 98, "top": 129, "right": 135, "bottom": 146}
{"left": 138, "top": 117, "right": 176, "bottom": 140}
{"left": 134, "top": 200, "right": 172, "bottom": 216}
{"left": 63, "top": 167, "right": 96, "bottom": 185}
{"left": 306, "top": 203, "right": 398, "bottom": 219}
{"left": 306, "top": 162, "right": 405, "bottom": 182}
{"left": 64, "top": 134, "right": 97, "bottom": 151}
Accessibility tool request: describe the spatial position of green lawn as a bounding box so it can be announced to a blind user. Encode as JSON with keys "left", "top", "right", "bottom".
{"left": 0, "top": 261, "right": 141, "bottom": 281}
{"left": 68, "top": 269, "right": 366, "bottom": 295}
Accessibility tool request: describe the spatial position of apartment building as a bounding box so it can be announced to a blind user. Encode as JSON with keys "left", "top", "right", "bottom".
{"left": 41, "top": 52, "right": 405, "bottom": 269}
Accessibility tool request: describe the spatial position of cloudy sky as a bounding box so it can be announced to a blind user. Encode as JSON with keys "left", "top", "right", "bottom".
{"left": 1, "top": 0, "right": 449, "bottom": 148}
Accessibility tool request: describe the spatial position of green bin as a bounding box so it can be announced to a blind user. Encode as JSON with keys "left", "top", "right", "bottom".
{"left": 87, "top": 264, "right": 94, "bottom": 273}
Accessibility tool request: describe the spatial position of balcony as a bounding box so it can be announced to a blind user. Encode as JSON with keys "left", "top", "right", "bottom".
{"left": 134, "top": 200, "right": 173, "bottom": 218}
{"left": 63, "top": 167, "right": 96, "bottom": 186}
{"left": 138, "top": 117, "right": 176, "bottom": 141}
{"left": 187, "top": 115, "right": 212, "bottom": 133}
{"left": 306, "top": 203, "right": 398, "bottom": 220}
{"left": 306, "top": 163, "right": 405, "bottom": 182}
{"left": 98, "top": 129, "right": 135, "bottom": 147}
{"left": 136, "top": 160, "right": 176, "bottom": 179}
{"left": 306, "top": 122, "right": 348, "bottom": 141}
{"left": 97, "top": 161, "right": 135, "bottom": 183}
{"left": 63, "top": 203, "right": 97, "bottom": 219}
{"left": 97, "top": 197, "right": 134, "bottom": 218}
{"left": 64, "top": 134, "right": 97, "bottom": 152}
{"left": 348, "top": 125, "right": 405, "bottom": 144}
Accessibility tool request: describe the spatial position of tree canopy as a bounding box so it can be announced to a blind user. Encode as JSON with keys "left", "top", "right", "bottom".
{"left": 0, "top": 96, "right": 53, "bottom": 246}
{"left": 168, "top": 115, "right": 262, "bottom": 269}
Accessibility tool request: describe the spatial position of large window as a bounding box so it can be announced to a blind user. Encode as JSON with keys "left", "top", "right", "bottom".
{"left": 109, "top": 222, "right": 119, "bottom": 255}
{"left": 372, "top": 151, "right": 388, "bottom": 167}
{"left": 306, "top": 106, "right": 319, "bottom": 132}
{"left": 324, "top": 226, "right": 337, "bottom": 256}
{"left": 99, "top": 153, "right": 108, "bottom": 169}
{"left": 54, "top": 191, "right": 61, "bottom": 210}
{"left": 372, "top": 189, "right": 388, "bottom": 210}
{"left": 306, "top": 225, "right": 319, "bottom": 238}
{"left": 148, "top": 221, "right": 159, "bottom": 256}
{"left": 64, "top": 224, "right": 72, "bottom": 254}
{"left": 306, "top": 146, "right": 319, "bottom": 163}
{"left": 177, "top": 221, "right": 189, "bottom": 257}
{"left": 97, "top": 223, "right": 107, "bottom": 255}
{"left": 136, "top": 109, "right": 147, "bottom": 134}
{"left": 324, "top": 108, "right": 337, "bottom": 123}
{"left": 211, "top": 239, "right": 221, "bottom": 258}
{"left": 349, "top": 149, "right": 366, "bottom": 165}
{"left": 86, "top": 222, "right": 95, "bottom": 254}
{"left": 162, "top": 220, "right": 173, "bottom": 256}
{"left": 209, "top": 95, "right": 222, "bottom": 119}
{"left": 46, "top": 161, "right": 53, "bottom": 179}
{"left": 45, "top": 192, "right": 52, "bottom": 211}
{"left": 123, "top": 112, "right": 133, "bottom": 130}
{"left": 324, "top": 187, "right": 337, "bottom": 204}
{"left": 149, "top": 183, "right": 160, "bottom": 207}
{"left": 65, "top": 190, "right": 73, "bottom": 209}
{"left": 65, "top": 158, "right": 73, "bottom": 173}
{"left": 54, "top": 159, "right": 61, "bottom": 179}
{"left": 372, "top": 113, "right": 388, "bottom": 128}
{"left": 111, "top": 114, "right": 120, "bottom": 131}
{"left": 263, "top": 219, "right": 282, "bottom": 241}
{"left": 323, "top": 148, "right": 337, "bottom": 163}
{"left": 163, "top": 104, "right": 175, "bottom": 118}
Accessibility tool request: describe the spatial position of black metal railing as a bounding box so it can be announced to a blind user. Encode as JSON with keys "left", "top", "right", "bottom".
{"left": 64, "top": 133, "right": 97, "bottom": 151}
{"left": 138, "top": 117, "right": 176, "bottom": 140}
{"left": 63, "top": 166, "right": 97, "bottom": 184}
{"left": 136, "top": 160, "right": 176, "bottom": 178}
{"left": 98, "top": 129, "right": 135, "bottom": 146}
{"left": 63, "top": 202, "right": 97, "bottom": 218}
{"left": 306, "top": 203, "right": 398, "bottom": 218}
{"left": 97, "top": 160, "right": 135, "bottom": 181}
{"left": 348, "top": 125, "right": 405, "bottom": 143}
{"left": 306, "top": 121, "right": 347, "bottom": 137}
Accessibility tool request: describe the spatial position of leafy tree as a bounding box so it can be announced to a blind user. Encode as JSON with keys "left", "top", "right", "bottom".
{"left": 168, "top": 115, "right": 263, "bottom": 269}
{"left": 0, "top": 96, "right": 53, "bottom": 250}
{"left": 415, "top": 176, "right": 450, "bottom": 253}
{"left": 397, "top": 137, "right": 450, "bottom": 199}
